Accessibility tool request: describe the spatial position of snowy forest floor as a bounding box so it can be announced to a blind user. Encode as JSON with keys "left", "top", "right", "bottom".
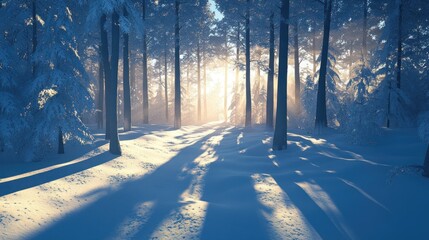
{"left": 1, "top": 122, "right": 428, "bottom": 240}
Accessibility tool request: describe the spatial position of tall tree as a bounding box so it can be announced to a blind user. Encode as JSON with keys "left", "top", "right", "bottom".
{"left": 123, "top": 7, "right": 132, "bottom": 132}
{"left": 108, "top": 10, "right": 122, "bottom": 155}
{"left": 100, "top": 14, "right": 111, "bottom": 140}
{"left": 272, "top": 0, "right": 289, "bottom": 150}
{"left": 174, "top": 0, "right": 182, "bottom": 129}
{"left": 244, "top": 0, "right": 251, "bottom": 127}
{"left": 294, "top": 21, "right": 301, "bottom": 114}
{"left": 142, "top": 0, "right": 149, "bottom": 124}
{"left": 314, "top": 0, "right": 332, "bottom": 130}
{"left": 266, "top": 11, "right": 275, "bottom": 129}
{"left": 97, "top": 48, "right": 104, "bottom": 129}
{"left": 32, "top": 0, "right": 37, "bottom": 77}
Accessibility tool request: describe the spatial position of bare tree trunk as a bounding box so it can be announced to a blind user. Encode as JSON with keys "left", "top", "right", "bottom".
{"left": 293, "top": 21, "right": 301, "bottom": 114}
{"left": 142, "top": 0, "right": 149, "bottom": 124}
{"left": 32, "top": 0, "right": 37, "bottom": 77}
{"left": 312, "top": 26, "right": 317, "bottom": 81}
{"left": 266, "top": 12, "right": 274, "bottom": 129}
{"left": 58, "top": 127, "right": 64, "bottom": 154}
{"left": 174, "top": 0, "right": 181, "bottom": 129}
{"left": 164, "top": 47, "right": 169, "bottom": 122}
{"left": 423, "top": 144, "right": 429, "bottom": 177}
{"left": 245, "top": 0, "right": 251, "bottom": 128}
{"left": 100, "top": 14, "right": 111, "bottom": 140}
{"left": 123, "top": 7, "right": 132, "bottom": 132}
{"left": 348, "top": 43, "right": 353, "bottom": 80}
{"left": 362, "top": 0, "right": 368, "bottom": 64}
{"left": 235, "top": 22, "right": 240, "bottom": 124}
{"left": 272, "top": 0, "right": 289, "bottom": 150}
{"left": 197, "top": 40, "right": 201, "bottom": 122}
{"left": 203, "top": 50, "right": 207, "bottom": 120}
{"left": 315, "top": 0, "right": 332, "bottom": 130}
{"left": 224, "top": 31, "right": 228, "bottom": 122}
{"left": 109, "top": 11, "right": 122, "bottom": 155}
{"left": 97, "top": 48, "right": 104, "bottom": 129}
{"left": 396, "top": 0, "right": 402, "bottom": 89}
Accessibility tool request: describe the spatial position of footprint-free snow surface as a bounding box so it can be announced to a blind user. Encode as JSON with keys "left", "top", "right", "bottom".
{"left": 1, "top": 122, "right": 428, "bottom": 239}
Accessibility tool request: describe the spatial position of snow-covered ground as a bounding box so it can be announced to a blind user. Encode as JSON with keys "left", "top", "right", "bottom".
{"left": 1, "top": 122, "right": 428, "bottom": 240}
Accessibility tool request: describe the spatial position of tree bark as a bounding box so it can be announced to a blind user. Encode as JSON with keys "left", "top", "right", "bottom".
{"left": 294, "top": 21, "right": 301, "bottom": 114}
{"left": 100, "top": 14, "right": 111, "bottom": 140}
{"left": 224, "top": 30, "right": 228, "bottom": 122}
{"left": 142, "top": 0, "right": 149, "bottom": 124}
{"left": 272, "top": 0, "right": 289, "bottom": 150}
{"left": 164, "top": 48, "right": 169, "bottom": 122}
{"left": 32, "top": 0, "right": 37, "bottom": 77}
{"left": 203, "top": 49, "right": 207, "bottom": 120}
{"left": 362, "top": 0, "right": 368, "bottom": 64}
{"left": 235, "top": 22, "right": 240, "bottom": 124}
{"left": 197, "top": 40, "right": 201, "bottom": 122}
{"left": 266, "top": 12, "right": 274, "bottom": 129}
{"left": 123, "top": 7, "right": 132, "bottom": 132}
{"left": 58, "top": 127, "right": 64, "bottom": 154}
{"left": 396, "top": 0, "right": 402, "bottom": 89}
{"left": 423, "top": 144, "right": 429, "bottom": 177}
{"left": 245, "top": 0, "right": 251, "bottom": 128}
{"left": 109, "top": 11, "right": 122, "bottom": 155}
{"left": 315, "top": 0, "right": 332, "bottom": 130}
{"left": 97, "top": 47, "right": 104, "bottom": 129}
{"left": 174, "top": 0, "right": 181, "bottom": 129}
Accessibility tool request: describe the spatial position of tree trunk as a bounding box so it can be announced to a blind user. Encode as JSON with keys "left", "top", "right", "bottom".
{"left": 224, "top": 31, "right": 228, "bottom": 122}
{"left": 142, "top": 0, "right": 149, "bottom": 124}
{"left": 123, "top": 7, "right": 132, "bottom": 132}
{"left": 348, "top": 43, "right": 353, "bottom": 80}
{"left": 100, "top": 14, "right": 111, "bottom": 140}
{"left": 58, "top": 127, "right": 64, "bottom": 154}
{"left": 164, "top": 47, "right": 169, "bottom": 122}
{"left": 235, "top": 22, "right": 240, "bottom": 124}
{"left": 197, "top": 40, "right": 201, "bottom": 122}
{"left": 245, "top": 0, "right": 251, "bottom": 128}
{"left": 362, "top": 0, "right": 368, "bottom": 64}
{"left": 174, "top": 0, "right": 181, "bottom": 129}
{"left": 97, "top": 47, "right": 104, "bottom": 129}
{"left": 109, "top": 11, "right": 122, "bottom": 155}
{"left": 423, "top": 144, "right": 429, "bottom": 177}
{"left": 396, "top": 0, "right": 402, "bottom": 89}
{"left": 272, "top": 0, "right": 289, "bottom": 150}
{"left": 312, "top": 26, "right": 317, "bottom": 81}
{"left": 266, "top": 12, "right": 274, "bottom": 129}
{"left": 32, "top": 0, "right": 37, "bottom": 77}
{"left": 293, "top": 21, "right": 301, "bottom": 114}
{"left": 315, "top": 0, "right": 332, "bottom": 130}
{"left": 203, "top": 50, "right": 207, "bottom": 120}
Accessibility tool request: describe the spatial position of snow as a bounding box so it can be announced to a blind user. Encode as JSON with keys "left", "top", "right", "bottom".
{"left": 1, "top": 122, "right": 428, "bottom": 239}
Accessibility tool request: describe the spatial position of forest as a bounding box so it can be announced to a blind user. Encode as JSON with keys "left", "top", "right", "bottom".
{"left": 1, "top": 0, "right": 429, "bottom": 239}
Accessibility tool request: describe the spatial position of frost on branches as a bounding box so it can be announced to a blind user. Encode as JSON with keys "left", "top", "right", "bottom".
{"left": 28, "top": 3, "right": 93, "bottom": 160}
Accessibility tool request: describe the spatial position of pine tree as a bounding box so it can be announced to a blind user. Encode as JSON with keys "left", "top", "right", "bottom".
{"left": 29, "top": 2, "right": 92, "bottom": 158}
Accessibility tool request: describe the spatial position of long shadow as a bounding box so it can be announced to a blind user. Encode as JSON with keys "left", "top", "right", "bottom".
{"left": 200, "top": 129, "right": 270, "bottom": 240}
{"left": 28, "top": 128, "right": 224, "bottom": 240}
{"left": 0, "top": 125, "right": 163, "bottom": 186}
{"left": 0, "top": 151, "right": 118, "bottom": 197}
{"left": 0, "top": 139, "right": 108, "bottom": 179}
{"left": 271, "top": 133, "right": 391, "bottom": 239}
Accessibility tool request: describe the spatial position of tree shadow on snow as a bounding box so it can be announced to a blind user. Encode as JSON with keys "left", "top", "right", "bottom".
{"left": 27, "top": 128, "right": 225, "bottom": 240}
{"left": 0, "top": 151, "right": 118, "bottom": 197}
{"left": 199, "top": 129, "right": 271, "bottom": 240}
